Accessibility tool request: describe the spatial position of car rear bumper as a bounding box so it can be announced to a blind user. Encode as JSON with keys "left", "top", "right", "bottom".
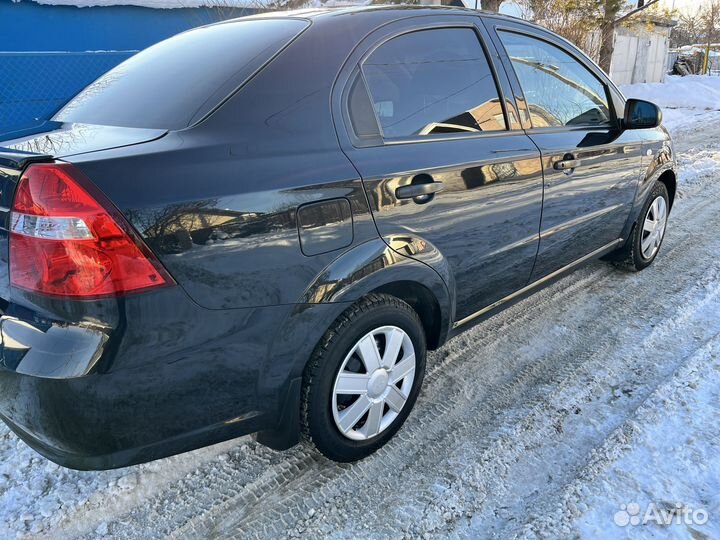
{"left": 0, "top": 285, "right": 348, "bottom": 469}
{"left": 0, "top": 400, "right": 267, "bottom": 471}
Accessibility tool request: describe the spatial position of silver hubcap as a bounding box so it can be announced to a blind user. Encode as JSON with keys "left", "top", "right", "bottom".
{"left": 641, "top": 196, "right": 668, "bottom": 260}
{"left": 332, "top": 326, "right": 416, "bottom": 441}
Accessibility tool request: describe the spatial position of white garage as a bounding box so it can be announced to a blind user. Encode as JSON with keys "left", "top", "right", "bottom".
{"left": 608, "top": 16, "right": 676, "bottom": 85}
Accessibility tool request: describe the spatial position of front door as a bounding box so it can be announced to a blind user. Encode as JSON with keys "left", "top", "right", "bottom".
{"left": 487, "top": 23, "right": 644, "bottom": 279}
{"left": 334, "top": 18, "right": 544, "bottom": 321}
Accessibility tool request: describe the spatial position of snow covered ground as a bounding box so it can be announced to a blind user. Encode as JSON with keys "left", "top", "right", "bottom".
{"left": 2, "top": 76, "right": 720, "bottom": 539}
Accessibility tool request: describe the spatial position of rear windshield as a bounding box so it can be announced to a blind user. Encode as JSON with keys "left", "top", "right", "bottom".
{"left": 54, "top": 19, "right": 308, "bottom": 130}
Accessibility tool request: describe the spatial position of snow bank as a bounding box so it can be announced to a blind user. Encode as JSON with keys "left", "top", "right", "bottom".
{"left": 628, "top": 75, "right": 720, "bottom": 188}
{"left": 621, "top": 75, "right": 720, "bottom": 135}
{"left": 16, "top": 0, "right": 274, "bottom": 8}
{"left": 621, "top": 75, "right": 720, "bottom": 112}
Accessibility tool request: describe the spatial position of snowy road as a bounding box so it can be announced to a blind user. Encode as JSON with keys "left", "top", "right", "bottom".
{"left": 2, "top": 78, "right": 720, "bottom": 539}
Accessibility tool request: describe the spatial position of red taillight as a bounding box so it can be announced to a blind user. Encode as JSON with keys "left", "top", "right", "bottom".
{"left": 9, "top": 163, "right": 173, "bottom": 298}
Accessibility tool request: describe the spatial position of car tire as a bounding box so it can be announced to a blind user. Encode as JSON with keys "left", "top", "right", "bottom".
{"left": 613, "top": 181, "right": 670, "bottom": 272}
{"left": 301, "top": 293, "right": 426, "bottom": 462}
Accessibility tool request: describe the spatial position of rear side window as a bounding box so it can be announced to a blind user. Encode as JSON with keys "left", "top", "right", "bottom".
{"left": 362, "top": 28, "right": 507, "bottom": 139}
{"left": 498, "top": 31, "right": 611, "bottom": 128}
{"left": 55, "top": 19, "right": 308, "bottom": 130}
{"left": 346, "top": 69, "right": 382, "bottom": 141}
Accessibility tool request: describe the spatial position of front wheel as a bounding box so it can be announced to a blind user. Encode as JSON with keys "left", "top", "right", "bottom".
{"left": 301, "top": 294, "right": 426, "bottom": 462}
{"left": 613, "top": 181, "right": 670, "bottom": 272}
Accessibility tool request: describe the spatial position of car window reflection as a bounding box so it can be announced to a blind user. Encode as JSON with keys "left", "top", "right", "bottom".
{"left": 363, "top": 28, "right": 508, "bottom": 138}
{"left": 499, "top": 31, "right": 611, "bottom": 128}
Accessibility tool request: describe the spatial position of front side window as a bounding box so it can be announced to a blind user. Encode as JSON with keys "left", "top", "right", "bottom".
{"left": 362, "top": 28, "right": 506, "bottom": 139}
{"left": 498, "top": 31, "right": 611, "bottom": 128}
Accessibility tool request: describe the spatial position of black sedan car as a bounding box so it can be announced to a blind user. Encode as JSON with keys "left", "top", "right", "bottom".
{"left": 0, "top": 6, "right": 676, "bottom": 469}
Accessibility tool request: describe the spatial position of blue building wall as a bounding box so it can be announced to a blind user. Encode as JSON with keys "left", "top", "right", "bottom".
{"left": 0, "top": 1, "right": 256, "bottom": 137}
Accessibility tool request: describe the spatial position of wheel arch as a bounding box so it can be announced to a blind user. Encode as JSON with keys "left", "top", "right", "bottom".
{"left": 298, "top": 238, "right": 454, "bottom": 346}
{"left": 369, "top": 280, "right": 443, "bottom": 350}
{"left": 658, "top": 169, "right": 677, "bottom": 210}
{"left": 622, "top": 157, "right": 677, "bottom": 244}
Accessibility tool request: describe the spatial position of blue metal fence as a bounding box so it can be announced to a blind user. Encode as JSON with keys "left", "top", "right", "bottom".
{"left": 0, "top": 51, "right": 137, "bottom": 136}
{"left": 0, "top": 1, "right": 258, "bottom": 139}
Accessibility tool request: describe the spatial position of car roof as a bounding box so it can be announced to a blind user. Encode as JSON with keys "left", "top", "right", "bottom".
{"left": 201, "top": 5, "right": 556, "bottom": 44}
{"left": 219, "top": 5, "right": 531, "bottom": 26}
{"left": 240, "top": 5, "right": 476, "bottom": 19}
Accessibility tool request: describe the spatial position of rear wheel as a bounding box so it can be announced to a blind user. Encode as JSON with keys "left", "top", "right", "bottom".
{"left": 613, "top": 181, "right": 670, "bottom": 272}
{"left": 301, "top": 294, "right": 426, "bottom": 462}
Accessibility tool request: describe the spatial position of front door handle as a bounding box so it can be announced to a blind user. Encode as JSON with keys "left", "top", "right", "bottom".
{"left": 396, "top": 180, "right": 444, "bottom": 204}
{"left": 553, "top": 156, "right": 582, "bottom": 172}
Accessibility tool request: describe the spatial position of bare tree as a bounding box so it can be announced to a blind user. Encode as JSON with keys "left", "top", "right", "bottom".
{"left": 519, "top": 0, "right": 673, "bottom": 73}
{"left": 702, "top": 1, "right": 720, "bottom": 43}
{"left": 700, "top": 1, "right": 720, "bottom": 73}
{"left": 672, "top": 8, "right": 704, "bottom": 47}
{"left": 516, "top": 0, "right": 603, "bottom": 58}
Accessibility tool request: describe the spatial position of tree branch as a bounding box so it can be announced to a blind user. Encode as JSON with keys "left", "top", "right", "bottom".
{"left": 614, "top": 0, "right": 662, "bottom": 26}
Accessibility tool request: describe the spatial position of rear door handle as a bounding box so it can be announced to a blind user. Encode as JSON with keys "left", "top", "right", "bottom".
{"left": 395, "top": 181, "right": 444, "bottom": 202}
{"left": 553, "top": 158, "right": 582, "bottom": 171}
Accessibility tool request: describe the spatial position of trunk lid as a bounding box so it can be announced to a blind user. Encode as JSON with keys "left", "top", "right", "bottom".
{"left": 0, "top": 121, "right": 167, "bottom": 210}
{"left": 1, "top": 121, "right": 166, "bottom": 160}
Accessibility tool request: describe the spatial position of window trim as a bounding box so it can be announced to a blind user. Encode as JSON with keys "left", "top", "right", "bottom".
{"left": 493, "top": 26, "right": 618, "bottom": 132}
{"left": 344, "top": 21, "right": 514, "bottom": 147}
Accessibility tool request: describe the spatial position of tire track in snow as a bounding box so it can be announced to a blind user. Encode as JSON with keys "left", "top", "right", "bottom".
{"left": 512, "top": 335, "right": 720, "bottom": 540}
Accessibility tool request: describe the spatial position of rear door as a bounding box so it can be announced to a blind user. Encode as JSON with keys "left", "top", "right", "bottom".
{"left": 333, "top": 15, "right": 544, "bottom": 322}
{"left": 485, "top": 20, "right": 644, "bottom": 280}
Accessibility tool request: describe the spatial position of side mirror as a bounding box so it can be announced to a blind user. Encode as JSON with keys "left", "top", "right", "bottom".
{"left": 624, "top": 99, "right": 662, "bottom": 130}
